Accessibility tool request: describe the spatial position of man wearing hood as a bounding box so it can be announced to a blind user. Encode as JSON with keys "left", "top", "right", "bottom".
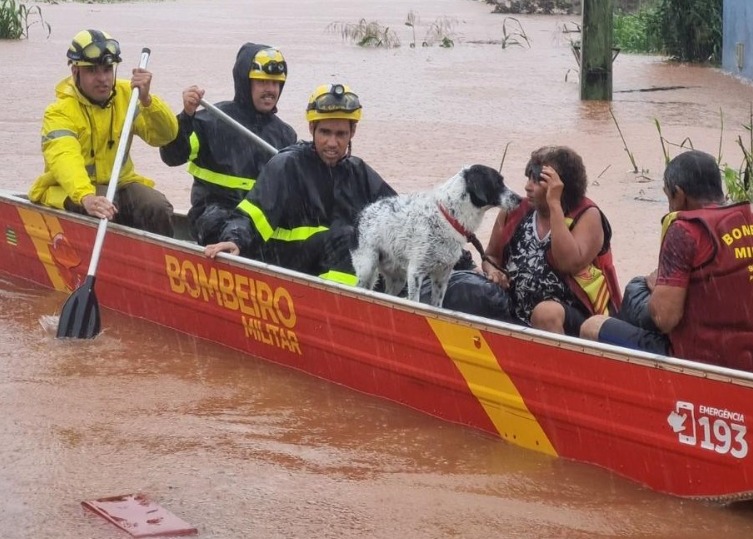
{"left": 160, "top": 43, "right": 297, "bottom": 245}
{"left": 30, "top": 29, "right": 178, "bottom": 236}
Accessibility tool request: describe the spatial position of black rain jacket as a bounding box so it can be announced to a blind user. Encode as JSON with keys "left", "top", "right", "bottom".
{"left": 221, "top": 141, "right": 397, "bottom": 275}
{"left": 160, "top": 42, "right": 297, "bottom": 243}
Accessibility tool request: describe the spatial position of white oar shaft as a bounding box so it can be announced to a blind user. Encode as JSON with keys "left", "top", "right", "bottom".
{"left": 199, "top": 98, "right": 279, "bottom": 156}
{"left": 86, "top": 48, "right": 151, "bottom": 277}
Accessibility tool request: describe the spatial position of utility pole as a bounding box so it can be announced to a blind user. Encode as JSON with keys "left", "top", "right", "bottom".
{"left": 580, "top": 0, "right": 614, "bottom": 101}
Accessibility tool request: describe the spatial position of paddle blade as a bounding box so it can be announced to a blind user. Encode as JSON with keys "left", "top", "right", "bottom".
{"left": 56, "top": 275, "right": 101, "bottom": 339}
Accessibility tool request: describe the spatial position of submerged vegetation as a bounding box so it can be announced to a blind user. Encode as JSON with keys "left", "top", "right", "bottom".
{"left": 611, "top": 107, "right": 753, "bottom": 203}
{"left": 327, "top": 19, "right": 401, "bottom": 48}
{"left": 0, "top": 0, "right": 50, "bottom": 39}
{"left": 404, "top": 11, "right": 457, "bottom": 48}
{"left": 654, "top": 111, "right": 753, "bottom": 202}
{"left": 330, "top": 12, "right": 531, "bottom": 50}
{"left": 329, "top": 12, "right": 459, "bottom": 49}
{"left": 499, "top": 17, "right": 530, "bottom": 49}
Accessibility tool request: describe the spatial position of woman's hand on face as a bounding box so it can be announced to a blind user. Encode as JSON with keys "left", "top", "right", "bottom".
{"left": 540, "top": 165, "right": 564, "bottom": 208}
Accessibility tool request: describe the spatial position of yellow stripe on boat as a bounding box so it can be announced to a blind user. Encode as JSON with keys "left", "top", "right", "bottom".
{"left": 428, "top": 319, "right": 557, "bottom": 456}
{"left": 17, "top": 208, "right": 68, "bottom": 291}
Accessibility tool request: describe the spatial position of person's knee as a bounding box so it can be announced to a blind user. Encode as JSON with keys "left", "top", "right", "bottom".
{"left": 141, "top": 192, "right": 174, "bottom": 236}
{"left": 530, "top": 301, "right": 565, "bottom": 333}
{"left": 580, "top": 315, "right": 609, "bottom": 340}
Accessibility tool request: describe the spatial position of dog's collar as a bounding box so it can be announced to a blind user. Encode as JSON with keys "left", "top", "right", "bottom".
{"left": 437, "top": 202, "right": 496, "bottom": 270}
{"left": 437, "top": 203, "right": 471, "bottom": 239}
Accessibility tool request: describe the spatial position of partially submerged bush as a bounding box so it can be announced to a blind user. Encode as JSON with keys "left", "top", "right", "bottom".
{"left": 421, "top": 16, "right": 457, "bottom": 48}
{"left": 327, "top": 19, "right": 400, "bottom": 48}
{"left": 329, "top": 14, "right": 460, "bottom": 49}
{"left": 613, "top": 8, "right": 663, "bottom": 54}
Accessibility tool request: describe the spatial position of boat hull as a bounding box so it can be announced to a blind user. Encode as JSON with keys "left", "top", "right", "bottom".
{"left": 1, "top": 191, "right": 752, "bottom": 502}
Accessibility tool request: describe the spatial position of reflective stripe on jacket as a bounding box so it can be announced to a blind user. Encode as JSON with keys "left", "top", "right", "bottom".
{"left": 29, "top": 77, "right": 178, "bottom": 209}
{"left": 159, "top": 42, "right": 298, "bottom": 225}
{"left": 236, "top": 142, "right": 394, "bottom": 246}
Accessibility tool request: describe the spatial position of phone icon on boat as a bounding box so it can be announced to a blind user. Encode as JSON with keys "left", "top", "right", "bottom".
{"left": 676, "top": 401, "right": 696, "bottom": 445}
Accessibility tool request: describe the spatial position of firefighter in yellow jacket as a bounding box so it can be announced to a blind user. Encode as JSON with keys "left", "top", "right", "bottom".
{"left": 29, "top": 29, "right": 178, "bottom": 236}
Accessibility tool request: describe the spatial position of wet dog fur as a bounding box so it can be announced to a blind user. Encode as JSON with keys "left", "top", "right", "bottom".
{"left": 351, "top": 164, "right": 521, "bottom": 307}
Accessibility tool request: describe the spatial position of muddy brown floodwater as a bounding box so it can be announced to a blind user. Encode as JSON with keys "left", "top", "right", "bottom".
{"left": 2, "top": 0, "right": 753, "bottom": 537}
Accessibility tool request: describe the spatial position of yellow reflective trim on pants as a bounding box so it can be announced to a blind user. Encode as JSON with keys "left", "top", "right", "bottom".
{"left": 427, "top": 319, "right": 557, "bottom": 456}
{"left": 187, "top": 161, "right": 255, "bottom": 191}
{"left": 319, "top": 270, "right": 358, "bottom": 286}
{"left": 237, "top": 199, "right": 329, "bottom": 243}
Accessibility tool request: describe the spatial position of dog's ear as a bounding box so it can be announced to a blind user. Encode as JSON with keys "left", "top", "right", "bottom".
{"left": 465, "top": 164, "right": 505, "bottom": 207}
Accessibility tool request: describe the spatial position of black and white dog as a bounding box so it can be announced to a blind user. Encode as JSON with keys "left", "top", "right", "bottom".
{"left": 351, "top": 164, "right": 521, "bottom": 307}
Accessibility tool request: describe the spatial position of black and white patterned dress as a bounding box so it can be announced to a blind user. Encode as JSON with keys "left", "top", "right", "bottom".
{"left": 505, "top": 211, "right": 578, "bottom": 324}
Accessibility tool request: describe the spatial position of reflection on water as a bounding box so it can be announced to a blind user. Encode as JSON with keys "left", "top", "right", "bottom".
{"left": 2, "top": 0, "right": 753, "bottom": 537}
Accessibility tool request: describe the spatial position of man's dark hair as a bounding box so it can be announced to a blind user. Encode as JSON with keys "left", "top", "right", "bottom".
{"left": 664, "top": 150, "right": 724, "bottom": 203}
{"left": 524, "top": 146, "right": 587, "bottom": 214}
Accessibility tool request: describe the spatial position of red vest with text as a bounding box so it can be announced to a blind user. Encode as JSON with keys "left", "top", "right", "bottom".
{"left": 664, "top": 203, "right": 753, "bottom": 370}
{"left": 490, "top": 198, "right": 622, "bottom": 315}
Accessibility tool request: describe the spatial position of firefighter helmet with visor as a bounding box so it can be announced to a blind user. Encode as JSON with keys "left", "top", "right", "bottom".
{"left": 249, "top": 48, "right": 287, "bottom": 82}
{"left": 305, "top": 84, "right": 362, "bottom": 123}
{"left": 67, "top": 29, "right": 122, "bottom": 67}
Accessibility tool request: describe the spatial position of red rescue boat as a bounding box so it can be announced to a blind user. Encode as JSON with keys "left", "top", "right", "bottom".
{"left": 1, "top": 190, "right": 751, "bottom": 502}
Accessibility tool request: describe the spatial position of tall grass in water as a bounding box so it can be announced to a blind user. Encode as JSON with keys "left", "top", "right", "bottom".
{"left": 327, "top": 19, "right": 400, "bottom": 48}
{"left": 0, "top": 0, "right": 50, "bottom": 40}
{"left": 654, "top": 109, "right": 753, "bottom": 203}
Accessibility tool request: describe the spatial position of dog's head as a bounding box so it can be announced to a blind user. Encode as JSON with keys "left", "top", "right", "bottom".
{"left": 462, "top": 164, "right": 521, "bottom": 211}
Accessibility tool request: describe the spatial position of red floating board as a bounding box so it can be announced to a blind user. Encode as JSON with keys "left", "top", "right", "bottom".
{"left": 82, "top": 493, "right": 197, "bottom": 537}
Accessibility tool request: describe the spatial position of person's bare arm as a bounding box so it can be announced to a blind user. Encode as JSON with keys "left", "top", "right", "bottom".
{"left": 549, "top": 206, "right": 604, "bottom": 274}
{"left": 649, "top": 284, "right": 686, "bottom": 333}
{"left": 482, "top": 208, "right": 511, "bottom": 288}
{"left": 539, "top": 165, "right": 603, "bottom": 274}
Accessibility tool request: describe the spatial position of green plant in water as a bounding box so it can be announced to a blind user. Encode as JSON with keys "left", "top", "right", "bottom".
{"left": 0, "top": 0, "right": 51, "bottom": 39}
{"left": 327, "top": 19, "right": 400, "bottom": 48}
{"left": 610, "top": 107, "right": 640, "bottom": 174}
{"left": 422, "top": 16, "right": 457, "bottom": 48}
{"left": 722, "top": 106, "right": 753, "bottom": 203}
{"left": 654, "top": 109, "right": 753, "bottom": 203}
{"left": 613, "top": 7, "right": 663, "bottom": 54}
{"left": 653, "top": 118, "right": 694, "bottom": 165}
{"left": 500, "top": 17, "right": 531, "bottom": 49}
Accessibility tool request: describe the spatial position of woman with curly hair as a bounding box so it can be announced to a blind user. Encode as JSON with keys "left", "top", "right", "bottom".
{"left": 481, "top": 146, "right": 621, "bottom": 336}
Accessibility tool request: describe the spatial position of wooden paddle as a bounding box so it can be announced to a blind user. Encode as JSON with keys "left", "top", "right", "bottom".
{"left": 56, "top": 48, "right": 151, "bottom": 339}
{"left": 198, "top": 98, "right": 279, "bottom": 156}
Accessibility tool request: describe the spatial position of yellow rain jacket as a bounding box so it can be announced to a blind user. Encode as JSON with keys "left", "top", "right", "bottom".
{"left": 29, "top": 76, "right": 178, "bottom": 209}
